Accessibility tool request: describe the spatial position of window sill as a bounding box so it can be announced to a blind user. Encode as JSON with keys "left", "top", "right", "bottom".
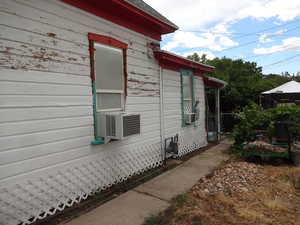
{"left": 91, "top": 139, "right": 104, "bottom": 145}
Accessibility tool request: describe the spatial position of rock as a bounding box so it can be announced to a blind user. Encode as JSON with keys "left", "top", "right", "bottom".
{"left": 194, "top": 162, "right": 265, "bottom": 195}
{"left": 240, "top": 187, "right": 249, "bottom": 192}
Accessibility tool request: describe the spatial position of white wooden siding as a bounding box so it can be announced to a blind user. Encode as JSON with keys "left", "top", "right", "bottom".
{"left": 0, "top": 1, "right": 162, "bottom": 225}
{"left": 0, "top": 1, "right": 209, "bottom": 225}
{"left": 162, "top": 69, "right": 207, "bottom": 156}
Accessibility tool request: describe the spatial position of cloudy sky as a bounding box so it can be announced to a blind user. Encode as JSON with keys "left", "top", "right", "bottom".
{"left": 144, "top": 0, "right": 300, "bottom": 75}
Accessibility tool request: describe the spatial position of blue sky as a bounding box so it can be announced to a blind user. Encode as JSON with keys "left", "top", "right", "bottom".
{"left": 144, "top": 0, "right": 300, "bottom": 75}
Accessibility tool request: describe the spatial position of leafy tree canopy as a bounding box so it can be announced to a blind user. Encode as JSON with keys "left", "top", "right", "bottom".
{"left": 187, "top": 53, "right": 295, "bottom": 112}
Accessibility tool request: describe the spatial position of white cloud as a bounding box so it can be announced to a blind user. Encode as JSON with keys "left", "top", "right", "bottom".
{"left": 254, "top": 37, "right": 300, "bottom": 54}
{"left": 144, "top": 0, "right": 300, "bottom": 54}
{"left": 182, "top": 51, "right": 216, "bottom": 60}
{"left": 258, "top": 29, "right": 287, "bottom": 43}
{"left": 144, "top": 0, "right": 300, "bottom": 30}
{"left": 219, "top": 36, "right": 237, "bottom": 47}
{"left": 162, "top": 30, "right": 238, "bottom": 52}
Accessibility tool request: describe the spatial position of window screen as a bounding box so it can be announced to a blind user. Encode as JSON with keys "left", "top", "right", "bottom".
{"left": 97, "top": 93, "right": 122, "bottom": 110}
{"left": 181, "top": 70, "right": 195, "bottom": 126}
{"left": 94, "top": 43, "right": 124, "bottom": 111}
{"left": 94, "top": 43, "right": 123, "bottom": 91}
{"left": 182, "top": 75, "right": 192, "bottom": 100}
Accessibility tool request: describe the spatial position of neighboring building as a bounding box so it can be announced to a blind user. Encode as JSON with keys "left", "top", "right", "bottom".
{"left": 262, "top": 81, "right": 300, "bottom": 108}
{"left": 0, "top": 1, "right": 226, "bottom": 224}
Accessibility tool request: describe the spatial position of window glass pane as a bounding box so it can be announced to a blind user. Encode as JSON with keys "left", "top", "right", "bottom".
{"left": 182, "top": 75, "right": 192, "bottom": 99}
{"left": 95, "top": 43, "right": 123, "bottom": 91}
{"left": 97, "top": 93, "right": 122, "bottom": 110}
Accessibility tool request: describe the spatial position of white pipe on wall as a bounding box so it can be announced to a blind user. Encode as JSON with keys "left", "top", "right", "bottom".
{"left": 215, "top": 88, "right": 221, "bottom": 140}
{"left": 159, "top": 66, "right": 165, "bottom": 161}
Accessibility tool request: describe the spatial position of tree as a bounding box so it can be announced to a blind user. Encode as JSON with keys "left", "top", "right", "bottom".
{"left": 187, "top": 53, "right": 209, "bottom": 64}
{"left": 186, "top": 52, "right": 292, "bottom": 112}
{"left": 187, "top": 53, "right": 200, "bottom": 62}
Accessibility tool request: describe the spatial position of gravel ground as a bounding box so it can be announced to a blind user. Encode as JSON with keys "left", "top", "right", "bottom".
{"left": 192, "top": 162, "right": 266, "bottom": 195}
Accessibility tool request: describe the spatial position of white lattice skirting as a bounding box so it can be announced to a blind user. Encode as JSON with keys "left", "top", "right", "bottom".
{"left": 0, "top": 133, "right": 206, "bottom": 225}
{"left": 0, "top": 142, "right": 163, "bottom": 225}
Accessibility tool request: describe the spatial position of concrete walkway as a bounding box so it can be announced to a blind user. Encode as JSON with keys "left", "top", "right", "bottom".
{"left": 64, "top": 140, "right": 231, "bottom": 225}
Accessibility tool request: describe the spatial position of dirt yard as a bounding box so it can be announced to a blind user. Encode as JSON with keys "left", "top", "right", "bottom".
{"left": 144, "top": 160, "right": 300, "bottom": 225}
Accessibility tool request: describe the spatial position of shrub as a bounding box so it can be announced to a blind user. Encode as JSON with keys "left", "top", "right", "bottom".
{"left": 232, "top": 104, "right": 300, "bottom": 146}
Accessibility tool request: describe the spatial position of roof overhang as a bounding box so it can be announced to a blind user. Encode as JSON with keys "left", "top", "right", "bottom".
{"left": 154, "top": 50, "right": 226, "bottom": 88}
{"left": 203, "top": 76, "right": 227, "bottom": 88}
{"left": 154, "top": 50, "right": 214, "bottom": 73}
{"left": 61, "top": 0, "right": 178, "bottom": 40}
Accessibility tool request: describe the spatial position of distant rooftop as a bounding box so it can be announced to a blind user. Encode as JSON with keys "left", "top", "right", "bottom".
{"left": 263, "top": 80, "right": 300, "bottom": 94}
{"left": 124, "top": 0, "right": 178, "bottom": 29}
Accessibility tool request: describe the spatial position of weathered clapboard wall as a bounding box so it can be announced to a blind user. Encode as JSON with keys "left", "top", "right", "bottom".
{"left": 0, "top": 1, "right": 210, "bottom": 224}
{"left": 0, "top": 0, "right": 162, "bottom": 224}
{"left": 163, "top": 69, "right": 207, "bottom": 156}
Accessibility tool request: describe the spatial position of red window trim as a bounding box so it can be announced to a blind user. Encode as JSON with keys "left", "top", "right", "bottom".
{"left": 88, "top": 33, "right": 128, "bottom": 50}
{"left": 88, "top": 33, "right": 128, "bottom": 96}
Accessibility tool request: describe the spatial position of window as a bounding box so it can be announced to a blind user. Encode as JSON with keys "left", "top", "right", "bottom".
{"left": 180, "top": 69, "right": 195, "bottom": 126}
{"left": 88, "top": 33, "right": 127, "bottom": 144}
{"left": 94, "top": 43, "right": 124, "bottom": 111}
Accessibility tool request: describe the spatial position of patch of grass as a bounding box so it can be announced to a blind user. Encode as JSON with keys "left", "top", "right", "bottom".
{"left": 236, "top": 207, "right": 272, "bottom": 224}
{"left": 263, "top": 198, "right": 287, "bottom": 211}
{"left": 191, "top": 215, "right": 203, "bottom": 225}
{"left": 172, "top": 193, "right": 188, "bottom": 208}
{"left": 192, "top": 222, "right": 203, "bottom": 225}
{"left": 142, "top": 215, "right": 162, "bottom": 225}
{"left": 281, "top": 167, "right": 300, "bottom": 191}
{"left": 215, "top": 193, "right": 234, "bottom": 206}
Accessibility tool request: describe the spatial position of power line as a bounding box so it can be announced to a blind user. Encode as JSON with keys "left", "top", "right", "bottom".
{"left": 217, "top": 25, "right": 300, "bottom": 53}
{"left": 234, "top": 19, "right": 300, "bottom": 39}
{"left": 178, "top": 19, "right": 300, "bottom": 39}
{"left": 243, "top": 42, "right": 300, "bottom": 60}
{"left": 262, "top": 54, "right": 300, "bottom": 68}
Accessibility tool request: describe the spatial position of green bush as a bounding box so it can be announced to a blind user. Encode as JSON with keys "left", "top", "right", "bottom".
{"left": 232, "top": 104, "right": 300, "bottom": 146}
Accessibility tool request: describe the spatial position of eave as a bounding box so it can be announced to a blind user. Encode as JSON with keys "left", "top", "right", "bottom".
{"left": 61, "top": 0, "right": 178, "bottom": 40}
{"left": 154, "top": 50, "right": 226, "bottom": 88}
{"left": 203, "top": 76, "right": 227, "bottom": 88}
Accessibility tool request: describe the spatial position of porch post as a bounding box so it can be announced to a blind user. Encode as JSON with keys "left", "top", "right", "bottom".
{"left": 215, "top": 88, "right": 221, "bottom": 141}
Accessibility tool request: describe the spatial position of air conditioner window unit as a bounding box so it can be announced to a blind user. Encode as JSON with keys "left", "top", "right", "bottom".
{"left": 184, "top": 113, "right": 195, "bottom": 125}
{"left": 98, "top": 113, "right": 140, "bottom": 143}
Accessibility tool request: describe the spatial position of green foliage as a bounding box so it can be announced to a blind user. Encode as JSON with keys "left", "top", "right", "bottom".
{"left": 172, "top": 193, "right": 188, "bottom": 208}
{"left": 232, "top": 104, "right": 300, "bottom": 146}
{"left": 192, "top": 222, "right": 203, "bottom": 225}
{"left": 186, "top": 53, "right": 293, "bottom": 112}
{"left": 232, "top": 103, "right": 270, "bottom": 145}
{"left": 187, "top": 53, "right": 201, "bottom": 62}
{"left": 268, "top": 106, "right": 300, "bottom": 137}
{"left": 142, "top": 215, "right": 162, "bottom": 225}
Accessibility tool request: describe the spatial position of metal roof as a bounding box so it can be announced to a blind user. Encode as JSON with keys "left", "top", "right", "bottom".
{"left": 124, "top": 0, "right": 178, "bottom": 29}
{"left": 262, "top": 80, "right": 300, "bottom": 94}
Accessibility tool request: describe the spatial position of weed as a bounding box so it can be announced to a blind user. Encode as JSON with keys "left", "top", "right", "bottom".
{"left": 192, "top": 222, "right": 203, "bottom": 225}
{"left": 142, "top": 215, "right": 162, "bottom": 225}
{"left": 282, "top": 167, "right": 300, "bottom": 190}
{"left": 172, "top": 193, "right": 188, "bottom": 208}
{"left": 263, "top": 198, "right": 287, "bottom": 211}
{"left": 191, "top": 215, "right": 203, "bottom": 225}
